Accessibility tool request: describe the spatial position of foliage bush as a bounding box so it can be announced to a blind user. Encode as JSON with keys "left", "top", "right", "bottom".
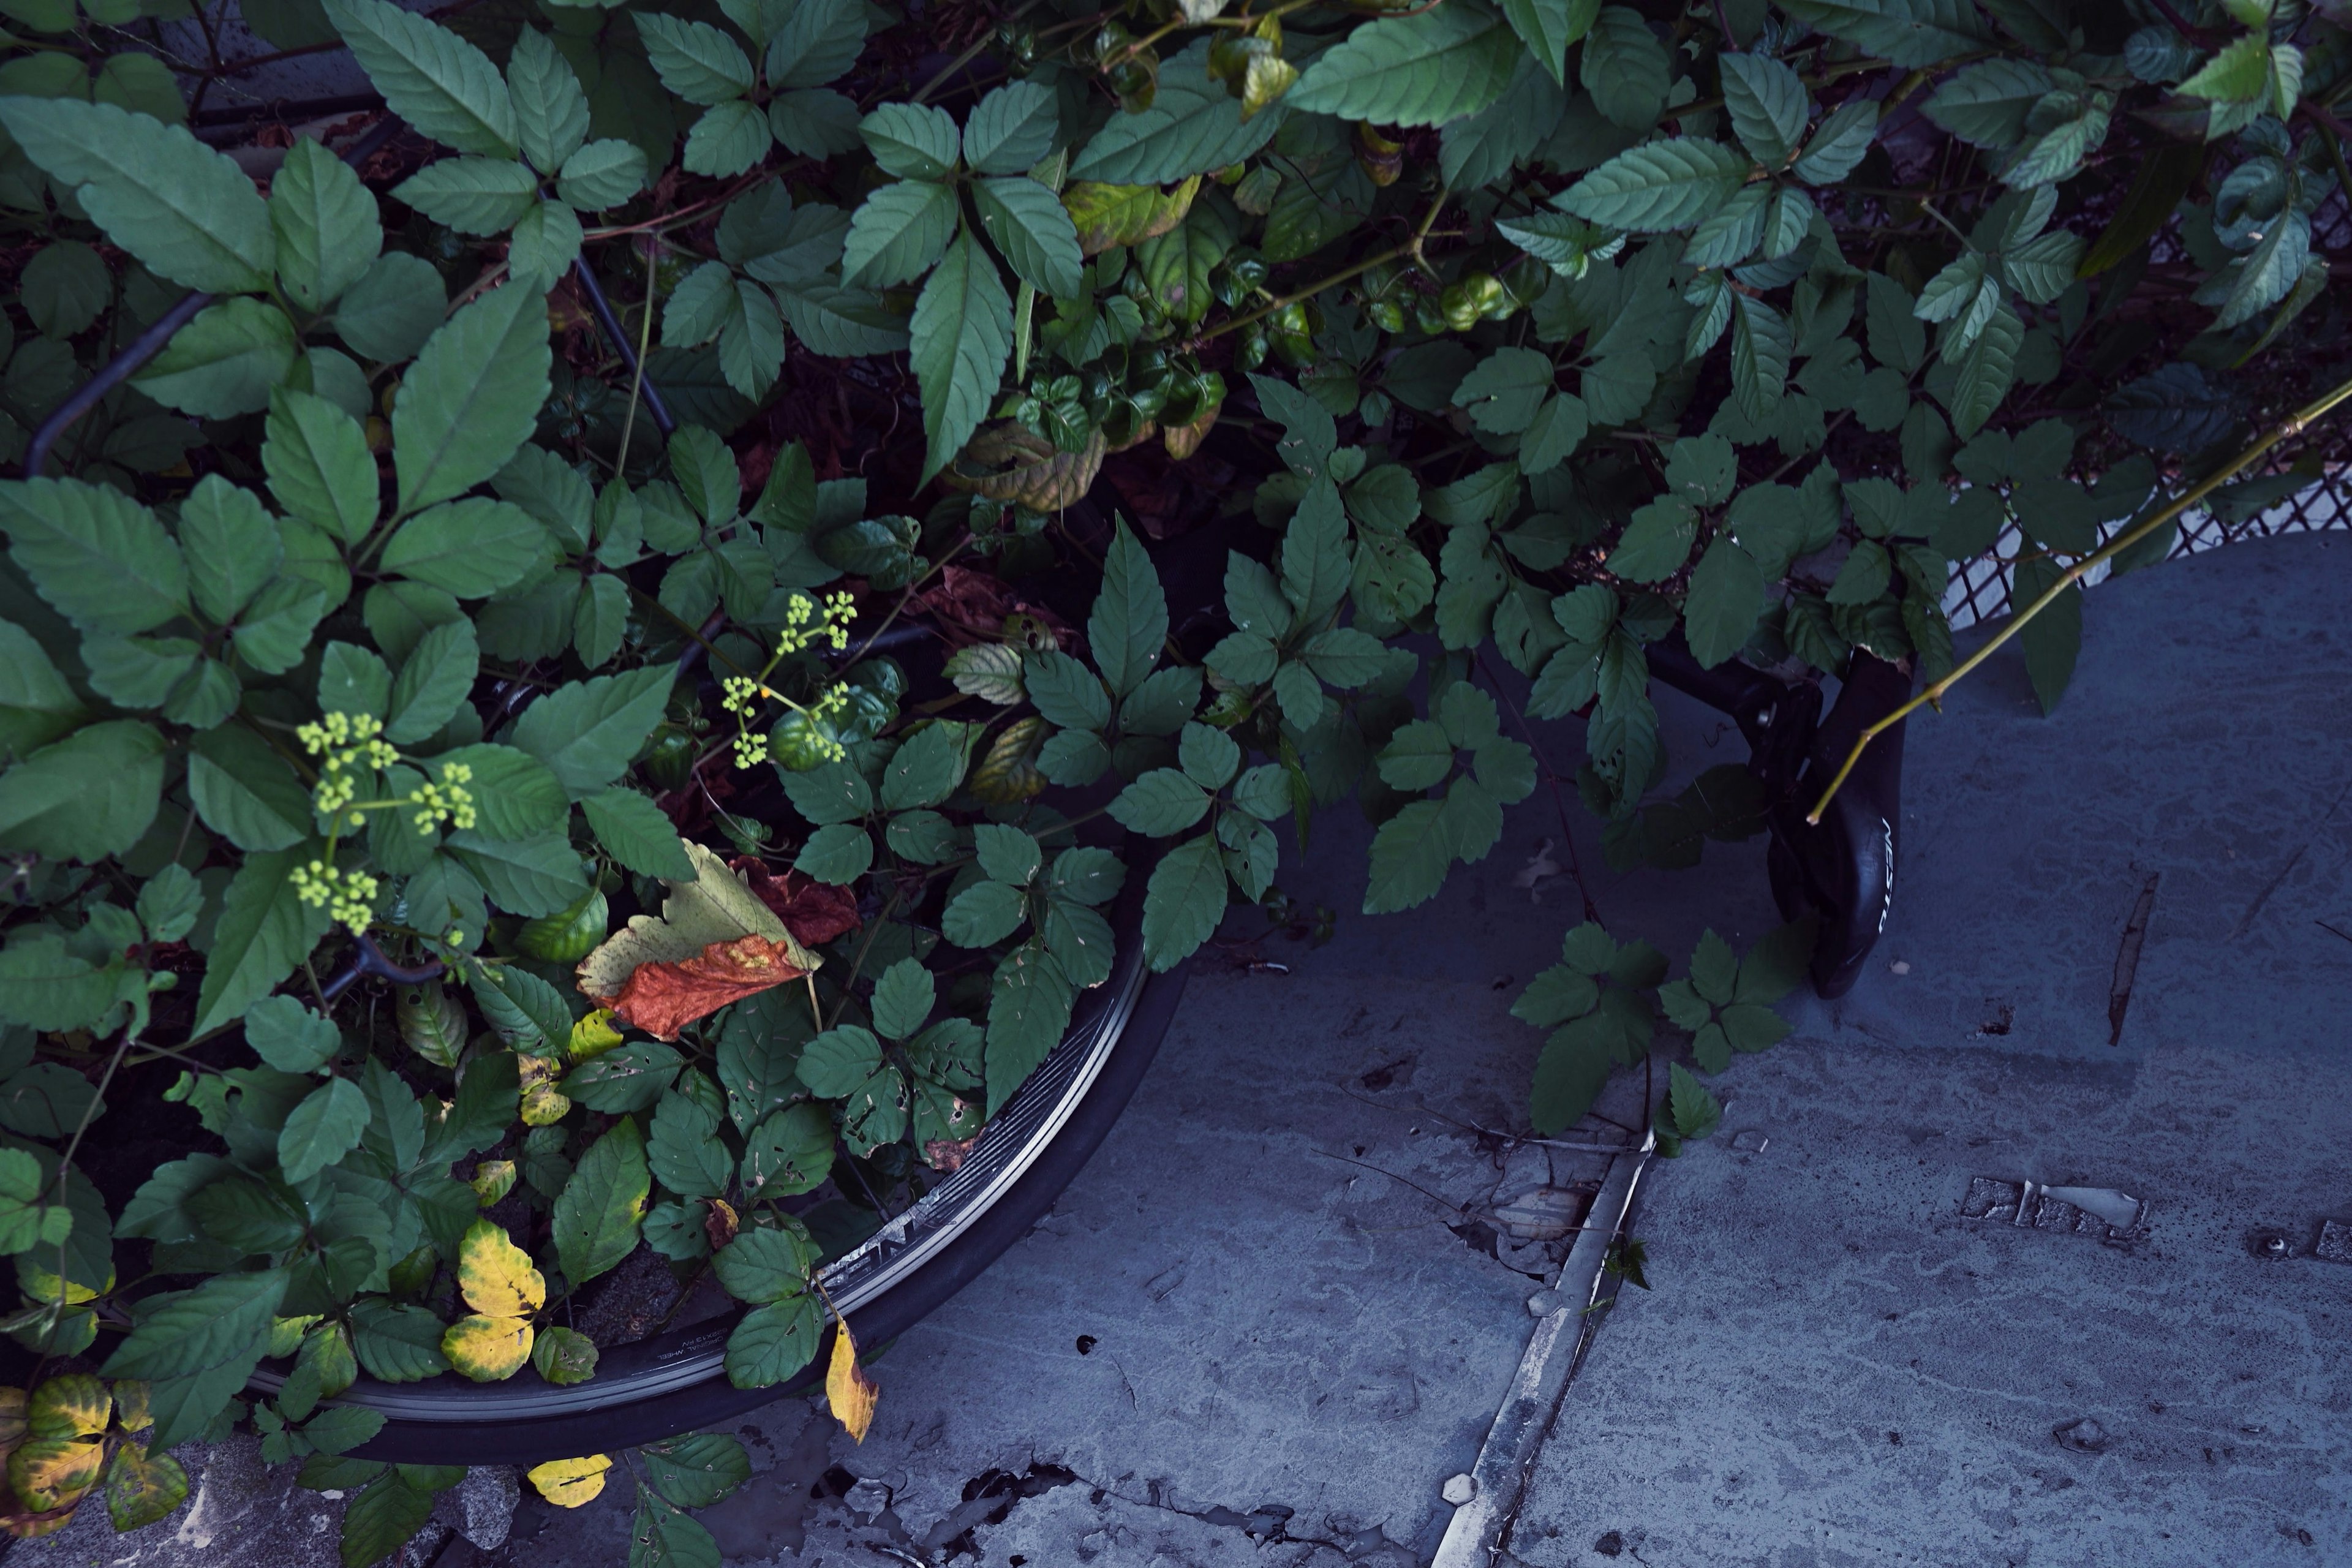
{"left": 0, "top": 0, "right": 2345, "bottom": 1557}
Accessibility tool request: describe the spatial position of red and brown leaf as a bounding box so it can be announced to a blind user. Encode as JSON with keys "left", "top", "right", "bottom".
{"left": 595, "top": 934, "right": 812, "bottom": 1042}
{"left": 733, "top": 859, "right": 862, "bottom": 947}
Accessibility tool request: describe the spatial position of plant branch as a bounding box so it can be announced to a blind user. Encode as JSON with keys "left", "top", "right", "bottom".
{"left": 1803, "top": 368, "right": 2352, "bottom": 824}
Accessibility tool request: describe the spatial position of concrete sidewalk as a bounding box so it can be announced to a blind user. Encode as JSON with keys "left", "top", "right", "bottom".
{"left": 19, "top": 533, "right": 2351, "bottom": 1568}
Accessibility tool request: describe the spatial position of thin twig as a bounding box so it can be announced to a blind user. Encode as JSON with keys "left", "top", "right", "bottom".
{"left": 1804, "top": 369, "right": 2352, "bottom": 823}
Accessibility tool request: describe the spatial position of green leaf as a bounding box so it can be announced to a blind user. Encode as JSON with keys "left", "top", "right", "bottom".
{"left": 1559, "top": 138, "right": 1754, "bottom": 232}
{"left": 1921, "top": 58, "right": 2049, "bottom": 149}
{"left": 102, "top": 1267, "right": 287, "bottom": 1379}
{"left": 766, "top": 0, "right": 866, "bottom": 89}
{"left": 508, "top": 198, "right": 586, "bottom": 285}
{"left": 379, "top": 498, "right": 547, "bottom": 598}
{"left": 1578, "top": 4, "right": 1669, "bottom": 129}
{"left": 278, "top": 1077, "right": 370, "bottom": 1185}
{"left": 581, "top": 789, "right": 694, "bottom": 879}
{"left": 641, "top": 1432, "right": 752, "bottom": 1510}
{"left": 507, "top": 28, "right": 589, "bottom": 175}
{"left": 938, "top": 878, "right": 1023, "bottom": 948}
{"left": 971, "top": 177, "right": 1085, "bottom": 300}
{"left": 2177, "top": 32, "right": 2269, "bottom": 103}
{"left": 1362, "top": 784, "right": 1500, "bottom": 914}
{"left": 0, "top": 618, "right": 85, "bottom": 760}
{"left": 0, "top": 478, "right": 186, "bottom": 635}
{"left": 1108, "top": 769, "right": 1212, "bottom": 836}
{"left": 768, "top": 89, "right": 864, "bottom": 157}
{"left": 325, "top": 0, "right": 518, "bottom": 158}
{"left": 1774, "top": 0, "right": 1990, "bottom": 69}
{"left": 1452, "top": 347, "right": 1554, "bottom": 435}
{"left": 0, "top": 99, "right": 273, "bottom": 293}
{"left": 1681, "top": 538, "right": 1764, "bottom": 668}
{"left": 2012, "top": 554, "right": 2079, "bottom": 714}
{"left": 1531, "top": 1012, "right": 1612, "bottom": 1134}
{"left": 795, "top": 1025, "right": 883, "bottom": 1098}
{"left": 1719, "top": 51, "right": 1808, "bottom": 166}
{"left": 552, "top": 1118, "right": 649, "bottom": 1286}
{"left": 1728, "top": 293, "right": 1791, "bottom": 424}
{"left": 340, "top": 1469, "right": 436, "bottom": 1568}
{"left": 19, "top": 241, "right": 109, "bottom": 341}
{"left": 724, "top": 1295, "right": 822, "bottom": 1387}
{"left": 1792, "top": 99, "right": 1877, "bottom": 183}
{"left": 383, "top": 620, "right": 476, "bottom": 744}
{"left": 1606, "top": 499, "right": 1696, "bottom": 582}
{"left": 246, "top": 993, "right": 339, "bottom": 1072}
{"left": 868, "top": 957, "right": 935, "bottom": 1042}
{"left": 842, "top": 179, "right": 959, "bottom": 288}
{"left": 1077, "top": 526, "right": 1163, "bottom": 709}
{"left": 793, "top": 822, "right": 873, "bottom": 884}
{"left": 1289, "top": 2, "right": 1519, "bottom": 127}
{"left": 186, "top": 727, "right": 310, "bottom": 852}
{"left": 392, "top": 280, "right": 553, "bottom": 516}
{"left": 264, "top": 391, "right": 379, "bottom": 546}
{"left": 1947, "top": 298, "right": 2020, "bottom": 439}
{"left": 261, "top": 141, "right": 379, "bottom": 320}
{"left": 910, "top": 231, "right": 1012, "bottom": 483}
{"left": 648, "top": 1087, "right": 733, "bottom": 1199}
{"left": 986, "top": 943, "right": 1074, "bottom": 1109}
{"left": 175, "top": 476, "right": 279, "bottom": 625}
{"left": 511, "top": 666, "right": 674, "bottom": 797}
{"left": 0, "top": 719, "right": 166, "bottom": 861}
{"left": 132, "top": 298, "right": 298, "bottom": 419}
{"left": 335, "top": 252, "right": 448, "bottom": 363}
{"left": 683, "top": 100, "right": 774, "bottom": 179}
{"left": 444, "top": 831, "right": 588, "bottom": 916}
{"left": 634, "top": 13, "right": 754, "bottom": 106}
{"left": 392, "top": 157, "right": 538, "bottom": 237}
{"left": 962, "top": 80, "right": 1059, "bottom": 175}
{"left": 1068, "top": 41, "right": 1284, "bottom": 184}
{"left": 556, "top": 139, "right": 649, "bottom": 210}
{"left": 1667, "top": 1060, "right": 1722, "bottom": 1139}
{"left": 859, "top": 102, "right": 960, "bottom": 180}
{"left": 1500, "top": 0, "right": 1597, "bottom": 83}
{"left": 191, "top": 849, "right": 333, "bottom": 1036}
{"left": 1282, "top": 479, "right": 1351, "bottom": 624}
{"left": 438, "top": 742, "right": 567, "bottom": 837}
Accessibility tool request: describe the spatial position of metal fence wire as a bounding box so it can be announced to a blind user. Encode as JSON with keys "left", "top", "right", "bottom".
{"left": 1941, "top": 190, "right": 2352, "bottom": 635}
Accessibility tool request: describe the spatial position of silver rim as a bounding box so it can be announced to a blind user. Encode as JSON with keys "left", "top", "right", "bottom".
{"left": 255, "top": 938, "right": 1150, "bottom": 1421}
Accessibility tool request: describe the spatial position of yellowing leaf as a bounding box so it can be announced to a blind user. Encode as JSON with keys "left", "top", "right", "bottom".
{"left": 110, "top": 1381, "right": 150, "bottom": 1433}
{"left": 456, "top": 1218, "right": 545, "bottom": 1317}
{"left": 7, "top": 1437, "right": 104, "bottom": 1512}
{"left": 526, "top": 1453, "right": 611, "bottom": 1508}
{"left": 1063, "top": 176, "right": 1200, "bottom": 255}
{"left": 0, "top": 1389, "right": 25, "bottom": 1457}
{"left": 24, "top": 1376, "right": 107, "bottom": 1440}
{"left": 267, "top": 1313, "right": 322, "bottom": 1358}
{"left": 942, "top": 424, "right": 1106, "bottom": 511}
{"left": 18, "top": 1256, "right": 107, "bottom": 1306}
{"left": 441, "top": 1313, "right": 535, "bottom": 1382}
{"left": 104, "top": 1441, "right": 189, "bottom": 1531}
{"left": 470, "top": 1159, "right": 518, "bottom": 1206}
{"left": 824, "top": 1320, "right": 878, "bottom": 1444}
{"left": 568, "top": 1008, "right": 624, "bottom": 1060}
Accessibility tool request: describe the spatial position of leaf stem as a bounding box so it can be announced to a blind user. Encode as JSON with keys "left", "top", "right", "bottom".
{"left": 1803, "top": 368, "right": 2352, "bottom": 825}
{"left": 616, "top": 239, "right": 660, "bottom": 473}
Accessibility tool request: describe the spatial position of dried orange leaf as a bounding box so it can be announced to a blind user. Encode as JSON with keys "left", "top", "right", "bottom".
{"left": 526, "top": 1453, "right": 611, "bottom": 1508}
{"left": 824, "top": 1321, "right": 878, "bottom": 1444}
{"left": 576, "top": 841, "right": 822, "bottom": 1040}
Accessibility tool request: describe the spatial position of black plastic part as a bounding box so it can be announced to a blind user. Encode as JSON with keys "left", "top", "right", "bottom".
{"left": 1647, "top": 636, "right": 1912, "bottom": 1000}
{"left": 1766, "top": 652, "right": 1912, "bottom": 998}
{"left": 347, "top": 959, "right": 1189, "bottom": 1463}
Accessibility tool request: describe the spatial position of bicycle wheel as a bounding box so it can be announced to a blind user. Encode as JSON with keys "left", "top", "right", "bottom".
{"left": 262, "top": 869, "right": 1187, "bottom": 1465}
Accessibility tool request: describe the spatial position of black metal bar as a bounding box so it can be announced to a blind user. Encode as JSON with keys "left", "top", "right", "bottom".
{"left": 320, "top": 934, "right": 447, "bottom": 1003}
{"left": 20, "top": 114, "right": 409, "bottom": 480}
{"left": 570, "top": 254, "right": 677, "bottom": 439}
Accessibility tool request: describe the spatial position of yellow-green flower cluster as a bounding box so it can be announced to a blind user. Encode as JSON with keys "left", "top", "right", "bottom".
{"left": 775, "top": 590, "right": 858, "bottom": 656}
{"left": 298, "top": 712, "right": 399, "bottom": 821}
{"left": 720, "top": 674, "right": 774, "bottom": 715}
{"left": 407, "top": 760, "right": 478, "bottom": 835}
{"left": 732, "top": 729, "right": 771, "bottom": 768}
{"left": 290, "top": 859, "right": 381, "bottom": 937}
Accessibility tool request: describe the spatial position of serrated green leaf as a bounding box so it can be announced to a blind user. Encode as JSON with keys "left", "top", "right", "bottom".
{"left": 1140, "top": 834, "right": 1225, "bottom": 973}
{"left": 1291, "top": 2, "right": 1518, "bottom": 126}
{"left": 1500, "top": 0, "right": 1597, "bottom": 83}
{"left": 511, "top": 665, "right": 674, "bottom": 796}
{"left": 278, "top": 1077, "right": 370, "bottom": 1185}
{"left": 1559, "top": 137, "right": 1753, "bottom": 232}
{"left": 1719, "top": 51, "right": 1808, "bottom": 166}
{"left": 842, "top": 179, "right": 959, "bottom": 288}
{"left": 0, "top": 720, "right": 167, "bottom": 863}
{"left": 557, "top": 139, "right": 649, "bottom": 210}
{"left": 1068, "top": 41, "right": 1284, "bottom": 183}
{"left": 1578, "top": 4, "right": 1668, "bottom": 129}
{"left": 859, "top": 102, "right": 959, "bottom": 180}
{"left": 766, "top": 0, "right": 865, "bottom": 89}
{"left": 0, "top": 98, "right": 273, "bottom": 293}
{"left": 101, "top": 1267, "right": 286, "bottom": 1379}
{"left": 1681, "top": 538, "right": 1764, "bottom": 668}
{"left": 270, "top": 138, "right": 381, "bottom": 312}
{"left": 264, "top": 390, "right": 378, "bottom": 546}
{"left": 635, "top": 12, "right": 754, "bottom": 105}
{"left": 326, "top": 0, "right": 518, "bottom": 157}
{"left": 910, "top": 230, "right": 1012, "bottom": 482}
{"left": 1774, "top": 0, "right": 1990, "bottom": 69}
{"left": 130, "top": 298, "right": 296, "bottom": 419}
{"left": 962, "top": 80, "right": 1059, "bottom": 175}
{"left": 971, "top": 176, "right": 1084, "bottom": 299}
{"left": 552, "top": 1119, "right": 649, "bottom": 1286}
{"left": 393, "top": 279, "right": 552, "bottom": 515}
{"left": 1605, "top": 498, "right": 1695, "bottom": 582}
{"left": 1728, "top": 293, "right": 1790, "bottom": 423}
{"left": 683, "top": 99, "right": 773, "bottom": 179}
{"left": 1947, "top": 297, "right": 2020, "bottom": 439}
{"left": 335, "top": 252, "right": 447, "bottom": 363}
{"left": 507, "top": 28, "right": 590, "bottom": 174}
{"left": 393, "top": 157, "right": 538, "bottom": 236}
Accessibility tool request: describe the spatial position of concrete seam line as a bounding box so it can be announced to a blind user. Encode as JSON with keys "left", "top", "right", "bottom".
{"left": 1430, "top": 1130, "right": 1656, "bottom": 1568}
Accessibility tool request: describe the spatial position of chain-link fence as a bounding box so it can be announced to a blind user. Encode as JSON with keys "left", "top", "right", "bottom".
{"left": 1942, "top": 189, "right": 2352, "bottom": 635}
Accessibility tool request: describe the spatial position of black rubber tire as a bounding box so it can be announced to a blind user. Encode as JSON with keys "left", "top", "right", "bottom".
{"left": 340, "top": 944, "right": 1190, "bottom": 1463}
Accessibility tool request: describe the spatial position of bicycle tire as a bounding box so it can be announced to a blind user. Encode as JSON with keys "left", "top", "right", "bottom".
{"left": 279, "top": 871, "right": 1188, "bottom": 1464}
